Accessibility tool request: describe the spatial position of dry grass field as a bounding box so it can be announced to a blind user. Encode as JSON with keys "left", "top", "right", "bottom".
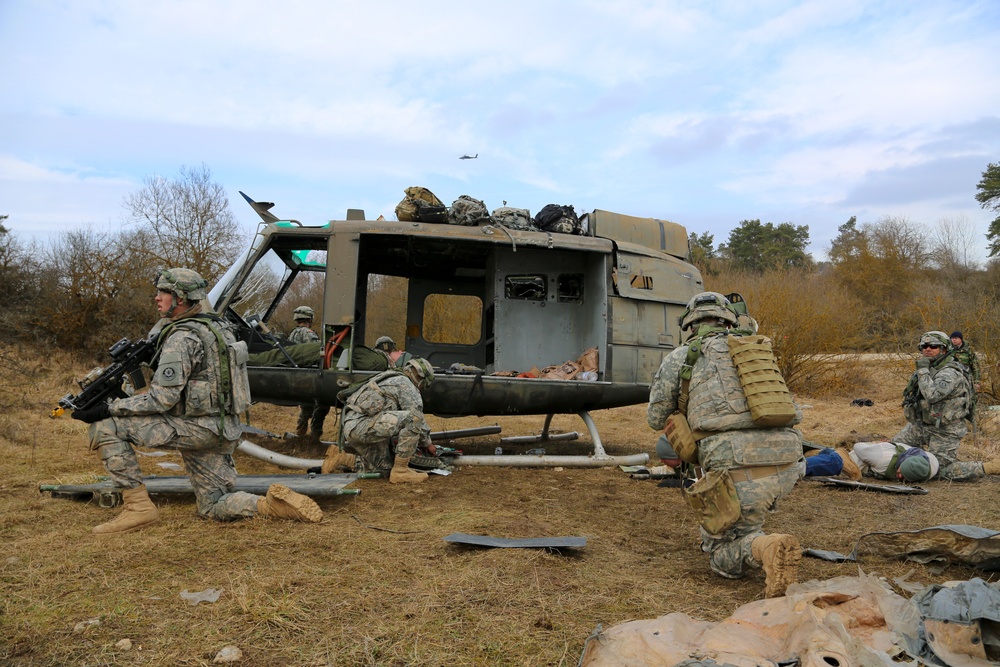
{"left": 2, "top": 349, "right": 999, "bottom": 666}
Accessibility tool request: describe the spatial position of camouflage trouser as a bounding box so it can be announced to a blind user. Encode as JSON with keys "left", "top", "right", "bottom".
{"left": 296, "top": 404, "right": 331, "bottom": 436}
{"left": 893, "top": 421, "right": 982, "bottom": 482}
{"left": 699, "top": 465, "right": 800, "bottom": 579}
{"left": 88, "top": 415, "right": 261, "bottom": 521}
{"left": 343, "top": 409, "right": 428, "bottom": 473}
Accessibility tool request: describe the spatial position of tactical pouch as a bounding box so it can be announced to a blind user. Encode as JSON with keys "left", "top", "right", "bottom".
{"left": 727, "top": 335, "right": 796, "bottom": 427}
{"left": 664, "top": 412, "right": 699, "bottom": 464}
{"left": 682, "top": 469, "right": 741, "bottom": 535}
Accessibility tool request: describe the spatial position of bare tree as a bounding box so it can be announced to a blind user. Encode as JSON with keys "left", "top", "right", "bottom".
{"left": 42, "top": 228, "right": 157, "bottom": 349}
{"left": 123, "top": 164, "right": 246, "bottom": 283}
{"left": 930, "top": 214, "right": 981, "bottom": 274}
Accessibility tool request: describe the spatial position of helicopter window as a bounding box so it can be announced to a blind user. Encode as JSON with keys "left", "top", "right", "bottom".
{"left": 557, "top": 273, "right": 584, "bottom": 303}
{"left": 504, "top": 275, "right": 546, "bottom": 301}
{"left": 423, "top": 294, "right": 482, "bottom": 345}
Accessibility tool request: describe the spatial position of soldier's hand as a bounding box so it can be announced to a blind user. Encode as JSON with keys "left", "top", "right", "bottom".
{"left": 915, "top": 356, "right": 932, "bottom": 370}
{"left": 71, "top": 403, "right": 112, "bottom": 424}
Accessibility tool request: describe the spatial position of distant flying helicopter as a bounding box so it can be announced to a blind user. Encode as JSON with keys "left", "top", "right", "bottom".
{"left": 459, "top": 153, "right": 478, "bottom": 160}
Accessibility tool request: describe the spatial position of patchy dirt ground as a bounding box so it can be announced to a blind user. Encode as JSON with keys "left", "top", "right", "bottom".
{"left": 1, "top": 354, "right": 999, "bottom": 666}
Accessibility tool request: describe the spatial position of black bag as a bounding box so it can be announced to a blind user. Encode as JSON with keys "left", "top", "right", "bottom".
{"left": 534, "top": 204, "right": 581, "bottom": 234}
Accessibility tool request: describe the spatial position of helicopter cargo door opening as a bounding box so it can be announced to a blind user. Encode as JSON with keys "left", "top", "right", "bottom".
{"left": 485, "top": 246, "right": 607, "bottom": 376}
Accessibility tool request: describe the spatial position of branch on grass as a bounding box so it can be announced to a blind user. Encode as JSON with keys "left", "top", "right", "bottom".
{"left": 351, "top": 515, "right": 423, "bottom": 534}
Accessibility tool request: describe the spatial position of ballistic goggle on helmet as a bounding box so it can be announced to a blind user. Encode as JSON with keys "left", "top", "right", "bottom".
{"left": 293, "top": 306, "right": 315, "bottom": 321}
{"left": 679, "top": 292, "right": 740, "bottom": 331}
{"left": 155, "top": 268, "right": 209, "bottom": 302}
{"left": 918, "top": 331, "right": 950, "bottom": 350}
{"left": 404, "top": 358, "right": 435, "bottom": 388}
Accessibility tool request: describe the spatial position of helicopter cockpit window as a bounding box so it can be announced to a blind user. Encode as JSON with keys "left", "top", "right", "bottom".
{"left": 557, "top": 273, "right": 584, "bottom": 303}
{"left": 504, "top": 275, "right": 546, "bottom": 301}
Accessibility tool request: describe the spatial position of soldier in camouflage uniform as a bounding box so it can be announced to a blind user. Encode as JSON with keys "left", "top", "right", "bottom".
{"left": 71, "top": 268, "right": 322, "bottom": 534}
{"left": 339, "top": 358, "right": 435, "bottom": 484}
{"left": 895, "top": 331, "right": 1000, "bottom": 481}
{"left": 288, "top": 305, "right": 330, "bottom": 439}
{"left": 949, "top": 331, "right": 981, "bottom": 393}
{"left": 647, "top": 292, "right": 804, "bottom": 598}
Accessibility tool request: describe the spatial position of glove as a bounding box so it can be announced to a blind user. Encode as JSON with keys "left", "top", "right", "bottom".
{"left": 71, "top": 402, "right": 112, "bottom": 424}
{"left": 915, "top": 356, "right": 932, "bottom": 370}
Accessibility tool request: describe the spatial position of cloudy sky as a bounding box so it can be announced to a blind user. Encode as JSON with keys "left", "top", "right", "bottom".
{"left": 2, "top": 0, "right": 999, "bottom": 262}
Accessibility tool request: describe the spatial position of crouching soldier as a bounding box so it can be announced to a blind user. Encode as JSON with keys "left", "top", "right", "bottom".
{"left": 896, "top": 331, "right": 1000, "bottom": 481}
{"left": 323, "top": 358, "right": 435, "bottom": 484}
{"left": 647, "top": 292, "right": 804, "bottom": 598}
{"left": 71, "top": 268, "right": 322, "bottom": 534}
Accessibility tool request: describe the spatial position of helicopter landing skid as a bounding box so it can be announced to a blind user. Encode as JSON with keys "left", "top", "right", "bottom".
{"left": 456, "top": 411, "right": 649, "bottom": 468}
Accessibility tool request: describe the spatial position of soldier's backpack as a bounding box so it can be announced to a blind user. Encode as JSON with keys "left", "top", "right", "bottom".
{"left": 448, "top": 195, "right": 490, "bottom": 226}
{"left": 491, "top": 206, "right": 535, "bottom": 230}
{"left": 534, "top": 204, "right": 581, "bottom": 234}
{"left": 726, "top": 334, "right": 797, "bottom": 427}
{"left": 395, "top": 186, "right": 448, "bottom": 223}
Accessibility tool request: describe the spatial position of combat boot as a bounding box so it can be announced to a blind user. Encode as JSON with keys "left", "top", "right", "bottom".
{"left": 92, "top": 485, "right": 159, "bottom": 535}
{"left": 751, "top": 533, "right": 802, "bottom": 598}
{"left": 835, "top": 448, "right": 862, "bottom": 481}
{"left": 295, "top": 410, "right": 309, "bottom": 438}
{"left": 321, "top": 446, "right": 357, "bottom": 474}
{"left": 256, "top": 484, "right": 323, "bottom": 523}
{"left": 983, "top": 459, "right": 1000, "bottom": 475}
{"left": 389, "top": 456, "right": 428, "bottom": 484}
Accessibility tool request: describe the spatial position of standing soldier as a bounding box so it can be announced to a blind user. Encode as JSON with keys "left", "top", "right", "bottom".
{"left": 71, "top": 268, "right": 322, "bottom": 533}
{"left": 288, "top": 305, "right": 329, "bottom": 440}
{"left": 647, "top": 292, "right": 804, "bottom": 598}
{"left": 896, "top": 331, "right": 999, "bottom": 480}
{"left": 328, "top": 358, "right": 436, "bottom": 484}
{"left": 949, "top": 331, "right": 981, "bottom": 393}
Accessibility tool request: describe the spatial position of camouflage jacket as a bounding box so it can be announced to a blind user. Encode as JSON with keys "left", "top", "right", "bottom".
{"left": 344, "top": 373, "right": 424, "bottom": 419}
{"left": 287, "top": 324, "right": 320, "bottom": 346}
{"left": 110, "top": 313, "right": 246, "bottom": 440}
{"left": 647, "top": 330, "right": 801, "bottom": 470}
{"left": 903, "top": 357, "right": 971, "bottom": 426}
{"left": 951, "top": 344, "right": 981, "bottom": 383}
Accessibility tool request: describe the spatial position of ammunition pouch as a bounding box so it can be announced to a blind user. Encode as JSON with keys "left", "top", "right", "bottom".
{"left": 682, "top": 469, "right": 741, "bottom": 536}
{"left": 664, "top": 412, "right": 700, "bottom": 465}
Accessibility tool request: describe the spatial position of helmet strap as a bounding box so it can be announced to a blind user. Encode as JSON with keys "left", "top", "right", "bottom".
{"left": 165, "top": 294, "right": 179, "bottom": 318}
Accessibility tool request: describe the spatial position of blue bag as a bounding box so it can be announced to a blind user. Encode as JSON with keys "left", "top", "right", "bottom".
{"left": 805, "top": 448, "right": 844, "bottom": 477}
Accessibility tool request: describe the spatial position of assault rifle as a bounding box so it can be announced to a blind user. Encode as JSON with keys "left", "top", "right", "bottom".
{"left": 51, "top": 336, "right": 157, "bottom": 418}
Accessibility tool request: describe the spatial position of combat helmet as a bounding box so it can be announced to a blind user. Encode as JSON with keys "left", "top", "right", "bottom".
{"left": 403, "top": 358, "right": 435, "bottom": 389}
{"left": 155, "top": 268, "right": 209, "bottom": 302}
{"left": 918, "top": 331, "right": 950, "bottom": 350}
{"left": 293, "top": 306, "right": 315, "bottom": 322}
{"left": 374, "top": 335, "right": 396, "bottom": 352}
{"left": 679, "top": 292, "right": 739, "bottom": 331}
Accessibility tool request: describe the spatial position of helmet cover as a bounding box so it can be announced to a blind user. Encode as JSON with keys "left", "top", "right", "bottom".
{"left": 293, "top": 306, "right": 315, "bottom": 321}
{"left": 155, "top": 268, "right": 209, "bottom": 302}
{"left": 679, "top": 292, "right": 739, "bottom": 331}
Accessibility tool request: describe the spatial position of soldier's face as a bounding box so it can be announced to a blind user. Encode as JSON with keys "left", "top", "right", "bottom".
{"left": 951, "top": 336, "right": 962, "bottom": 347}
{"left": 921, "top": 345, "right": 944, "bottom": 358}
{"left": 155, "top": 290, "right": 174, "bottom": 316}
{"left": 156, "top": 289, "right": 190, "bottom": 317}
